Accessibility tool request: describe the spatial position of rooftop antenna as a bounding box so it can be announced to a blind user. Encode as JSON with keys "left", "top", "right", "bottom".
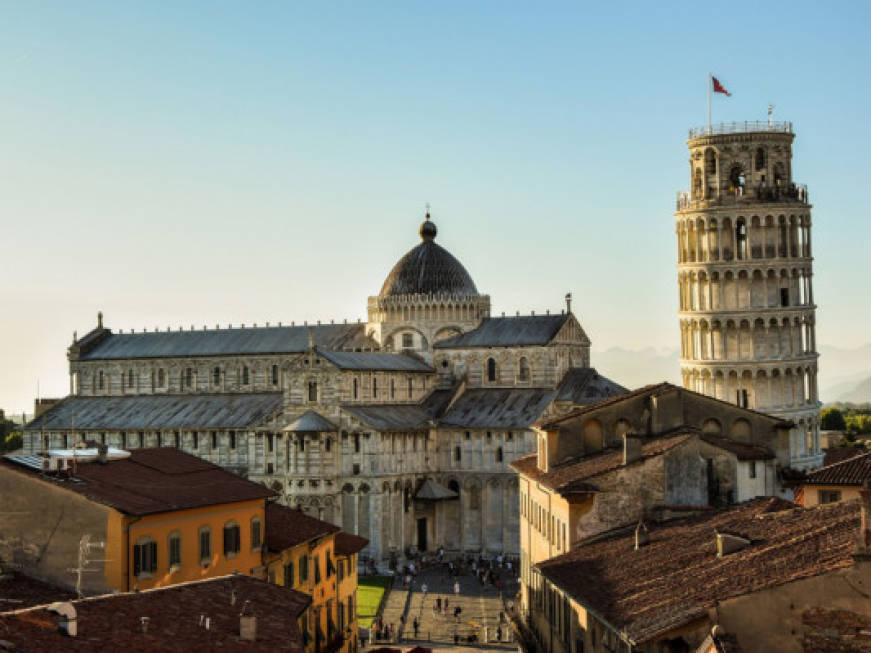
{"left": 67, "top": 534, "right": 108, "bottom": 598}
{"left": 768, "top": 104, "right": 774, "bottom": 126}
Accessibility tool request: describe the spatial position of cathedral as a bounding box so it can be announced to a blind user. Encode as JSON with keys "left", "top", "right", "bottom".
{"left": 23, "top": 212, "right": 625, "bottom": 561}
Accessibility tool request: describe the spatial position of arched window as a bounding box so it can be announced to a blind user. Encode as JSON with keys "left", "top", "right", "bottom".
{"left": 448, "top": 480, "right": 460, "bottom": 495}
{"left": 168, "top": 531, "right": 182, "bottom": 569}
{"left": 185, "top": 367, "right": 193, "bottom": 388}
{"left": 694, "top": 168, "right": 703, "bottom": 197}
{"left": 157, "top": 369, "right": 166, "bottom": 387}
{"left": 353, "top": 377, "right": 359, "bottom": 399}
{"left": 213, "top": 367, "right": 221, "bottom": 386}
{"left": 468, "top": 485, "right": 480, "bottom": 510}
{"left": 198, "top": 526, "right": 211, "bottom": 564}
{"left": 755, "top": 147, "right": 765, "bottom": 171}
{"left": 133, "top": 536, "right": 157, "bottom": 577}
{"left": 736, "top": 219, "right": 747, "bottom": 260}
{"left": 373, "top": 376, "right": 378, "bottom": 398}
{"left": 242, "top": 366, "right": 250, "bottom": 385}
{"left": 98, "top": 370, "right": 104, "bottom": 390}
{"left": 127, "top": 369, "right": 134, "bottom": 388}
{"left": 487, "top": 358, "right": 498, "bottom": 382}
{"left": 271, "top": 365, "right": 279, "bottom": 385}
{"left": 496, "top": 447, "right": 503, "bottom": 462}
{"left": 705, "top": 148, "right": 716, "bottom": 174}
{"left": 325, "top": 438, "right": 332, "bottom": 453}
{"left": 518, "top": 357, "right": 530, "bottom": 382}
{"left": 308, "top": 381, "right": 318, "bottom": 402}
{"left": 250, "top": 518, "right": 262, "bottom": 550}
{"left": 391, "top": 378, "right": 395, "bottom": 399}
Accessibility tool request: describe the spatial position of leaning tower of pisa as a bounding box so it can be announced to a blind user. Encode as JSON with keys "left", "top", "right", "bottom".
{"left": 675, "top": 120, "right": 823, "bottom": 470}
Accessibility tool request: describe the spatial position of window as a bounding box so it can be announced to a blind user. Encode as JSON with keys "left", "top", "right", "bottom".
{"left": 284, "top": 560, "right": 295, "bottom": 586}
{"left": 169, "top": 532, "right": 182, "bottom": 569}
{"left": 242, "top": 366, "right": 250, "bottom": 385}
{"left": 325, "top": 438, "right": 332, "bottom": 453}
{"left": 185, "top": 367, "right": 193, "bottom": 388}
{"left": 213, "top": 367, "right": 221, "bottom": 385}
{"left": 267, "top": 462, "right": 274, "bottom": 474}
{"left": 133, "top": 538, "right": 157, "bottom": 577}
{"left": 326, "top": 550, "right": 335, "bottom": 577}
{"left": 223, "top": 522, "right": 241, "bottom": 556}
{"left": 193, "top": 431, "right": 199, "bottom": 450}
{"left": 780, "top": 287, "right": 790, "bottom": 307}
{"left": 271, "top": 364, "right": 279, "bottom": 385}
{"left": 465, "top": 431, "right": 470, "bottom": 440}
{"left": 353, "top": 463, "right": 361, "bottom": 475}
{"left": 736, "top": 389, "right": 749, "bottom": 408}
{"left": 748, "top": 460, "right": 757, "bottom": 479}
{"left": 299, "top": 554, "right": 310, "bottom": 582}
{"left": 211, "top": 431, "right": 217, "bottom": 449}
{"left": 391, "top": 378, "right": 395, "bottom": 399}
{"left": 353, "top": 377, "right": 358, "bottom": 399}
{"left": 402, "top": 333, "right": 414, "bottom": 348}
{"left": 251, "top": 518, "right": 262, "bottom": 550}
{"left": 314, "top": 554, "right": 321, "bottom": 584}
{"left": 487, "top": 358, "right": 498, "bottom": 382}
{"left": 127, "top": 369, "right": 134, "bottom": 388}
{"left": 267, "top": 433, "right": 274, "bottom": 452}
{"left": 157, "top": 369, "right": 166, "bottom": 387}
{"left": 373, "top": 376, "right": 378, "bottom": 398}
{"left": 199, "top": 528, "right": 211, "bottom": 563}
{"left": 121, "top": 432, "right": 127, "bottom": 448}
{"left": 496, "top": 447, "right": 503, "bottom": 462}
{"left": 63, "top": 433, "right": 69, "bottom": 448}
{"left": 354, "top": 434, "right": 360, "bottom": 453}
{"left": 518, "top": 357, "right": 530, "bottom": 382}
{"left": 308, "top": 381, "right": 318, "bottom": 402}
{"left": 455, "top": 446, "right": 462, "bottom": 462}
{"left": 173, "top": 431, "right": 179, "bottom": 448}
{"left": 507, "top": 431, "right": 513, "bottom": 441}
{"left": 755, "top": 147, "right": 765, "bottom": 171}
{"left": 736, "top": 220, "right": 747, "bottom": 260}
{"left": 407, "top": 377, "right": 412, "bottom": 398}
{"left": 230, "top": 432, "right": 236, "bottom": 450}
{"left": 818, "top": 490, "right": 841, "bottom": 504}
{"left": 97, "top": 370, "right": 104, "bottom": 390}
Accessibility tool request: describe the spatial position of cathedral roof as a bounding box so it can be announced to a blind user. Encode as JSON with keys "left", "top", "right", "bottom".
{"left": 23, "top": 393, "right": 283, "bottom": 431}
{"left": 317, "top": 349, "right": 433, "bottom": 372}
{"left": 283, "top": 410, "right": 339, "bottom": 433}
{"left": 433, "top": 313, "right": 575, "bottom": 349}
{"left": 378, "top": 215, "right": 479, "bottom": 298}
{"left": 555, "top": 367, "right": 628, "bottom": 403}
{"left": 74, "top": 323, "right": 374, "bottom": 361}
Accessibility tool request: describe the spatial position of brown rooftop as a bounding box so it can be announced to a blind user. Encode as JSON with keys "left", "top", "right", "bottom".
{"left": 0, "top": 448, "right": 275, "bottom": 516}
{"left": 803, "top": 451, "right": 871, "bottom": 486}
{"left": 510, "top": 432, "right": 694, "bottom": 494}
{"left": 334, "top": 532, "right": 369, "bottom": 556}
{"left": 535, "top": 382, "right": 792, "bottom": 430}
{"left": 265, "top": 502, "right": 340, "bottom": 551}
{"left": 536, "top": 498, "right": 860, "bottom": 645}
{"left": 0, "top": 575, "right": 310, "bottom": 651}
{"left": 0, "top": 572, "right": 75, "bottom": 611}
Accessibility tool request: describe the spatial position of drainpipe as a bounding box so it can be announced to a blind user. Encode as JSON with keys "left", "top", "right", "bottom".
{"left": 125, "top": 515, "right": 142, "bottom": 592}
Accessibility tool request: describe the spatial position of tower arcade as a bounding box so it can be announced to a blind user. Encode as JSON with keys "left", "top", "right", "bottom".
{"left": 675, "top": 121, "right": 822, "bottom": 470}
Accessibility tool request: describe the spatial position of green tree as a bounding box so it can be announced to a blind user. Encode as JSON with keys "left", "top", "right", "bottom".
{"left": 821, "top": 407, "right": 847, "bottom": 431}
{"left": 2, "top": 431, "right": 22, "bottom": 452}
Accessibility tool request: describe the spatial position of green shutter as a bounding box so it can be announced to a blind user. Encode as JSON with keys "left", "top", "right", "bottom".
{"left": 133, "top": 544, "right": 141, "bottom": 576}
{"left": 149, "top": 541, "right": 158, "bottom": 572}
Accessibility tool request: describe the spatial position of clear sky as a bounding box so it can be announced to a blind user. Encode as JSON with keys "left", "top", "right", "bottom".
{"left": 2, "top": 1, "right": 869, "bottom": 414}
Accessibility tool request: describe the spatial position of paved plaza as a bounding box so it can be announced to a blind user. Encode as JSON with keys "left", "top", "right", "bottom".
{"left": 364, "top": 561, "right": 520, "bottom": 651}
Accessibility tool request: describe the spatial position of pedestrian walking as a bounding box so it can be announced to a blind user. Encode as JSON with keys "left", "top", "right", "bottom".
{"left": 413, "top": 617, "right": 419, "bottom": 638}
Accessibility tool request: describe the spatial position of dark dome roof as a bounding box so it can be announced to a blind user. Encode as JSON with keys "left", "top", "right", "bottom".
{"left": 379, "top": 218, "right": 478, "bottom": 298}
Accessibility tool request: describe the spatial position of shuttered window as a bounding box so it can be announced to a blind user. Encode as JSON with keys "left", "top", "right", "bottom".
{"left": 223, "top": 523, "right": 241, "bottom": 556}
{"left": 133, "top": 540, "right": 157, "bottom": 576}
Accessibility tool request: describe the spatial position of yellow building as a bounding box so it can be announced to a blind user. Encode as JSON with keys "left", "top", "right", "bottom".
{"left": 0, "top": 447, "right": 275, "bottom": 595}
{"left": 796, "top": 450, "right": 870, "bottom": 506}
{"left": 264, "top": 503, "right": 367, "bottom": 653}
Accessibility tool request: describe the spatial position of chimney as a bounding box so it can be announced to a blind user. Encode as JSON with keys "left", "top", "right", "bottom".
{"left": 47, "top": 602, "right": 77, "bottom": 637}
{"left": 239, "top": 600, "right": 256, "bottom": 642}
{"left": 623, "top": 433, "right": 643, "bottom": 465}
{"left": 716, "top": 531, "right": 751, "bottom": 557}
{"left": 634, "top": 520, "right": 650, "bottom": 549}
{"left": 140, "top": 616, "right": 150, "bottom": 634}
{"left": 856, "top": 480, "right": 871, "bottom": 556}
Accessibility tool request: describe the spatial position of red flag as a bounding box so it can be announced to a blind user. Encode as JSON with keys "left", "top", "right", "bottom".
{"left": 712, "top": 76, "right": 731, "bottom": 96}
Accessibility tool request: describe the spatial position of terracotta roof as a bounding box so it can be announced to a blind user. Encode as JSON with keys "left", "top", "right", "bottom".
{"left": 510, "top": 432, "right": 694, "bottom": 494}
{"left": 334, "top": 532, "right": 369, "bottom": 556}
{"left": 0, "top": 448, "right": 275, "bottom": 516}
{"left": 536, "top": 382, "right": 792, "bottom": 430}
{"left": 803, "top": 451, "right": 871, "bottom": 486}
{"left": 536, "top": 498, "right": 860, "bottom": 645}
{"left": 0, "top": 572, "right": 75, "bottom": 610}
{"left": 265, "top": 503, "right": 340, "bottom": 551}
{"left": 0, "top": 575, "right": 310, "bottom": 651}
{"left": 698, "top": 434, "right": 775, "bottom": 460}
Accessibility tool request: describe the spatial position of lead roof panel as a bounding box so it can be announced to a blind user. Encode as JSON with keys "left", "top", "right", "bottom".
{"left": 433, "top": 314, "right": 570, "bottom": 348}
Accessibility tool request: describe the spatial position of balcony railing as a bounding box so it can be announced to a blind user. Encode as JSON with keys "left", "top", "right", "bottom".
{"left": 676, "top": 183, "right": 809, "bottom": 210}
{"left": 689, "top": 121, "right": 793, "bottom": 139}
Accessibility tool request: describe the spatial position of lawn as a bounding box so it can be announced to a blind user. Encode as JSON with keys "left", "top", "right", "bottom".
{"left": 356, "top": 576, "right": 391, "bottom": 628}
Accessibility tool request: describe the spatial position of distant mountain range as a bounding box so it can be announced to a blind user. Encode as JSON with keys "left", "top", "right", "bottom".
{"left": 591, "top": 343, "right": 871, "bottom": 405}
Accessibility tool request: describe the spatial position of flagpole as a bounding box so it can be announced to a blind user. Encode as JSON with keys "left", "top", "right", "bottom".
{"left": 707, "top": 73, "right": 712, "bottom": 134}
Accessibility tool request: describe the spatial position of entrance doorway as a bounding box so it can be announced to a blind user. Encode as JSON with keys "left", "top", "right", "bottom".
{"left": 417, "top": 517, "right": 427, "bottom": 551}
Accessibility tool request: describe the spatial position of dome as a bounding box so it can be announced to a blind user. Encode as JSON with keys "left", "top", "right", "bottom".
{"left": 379, "top": 216, "right": 479, "bottom": 298}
